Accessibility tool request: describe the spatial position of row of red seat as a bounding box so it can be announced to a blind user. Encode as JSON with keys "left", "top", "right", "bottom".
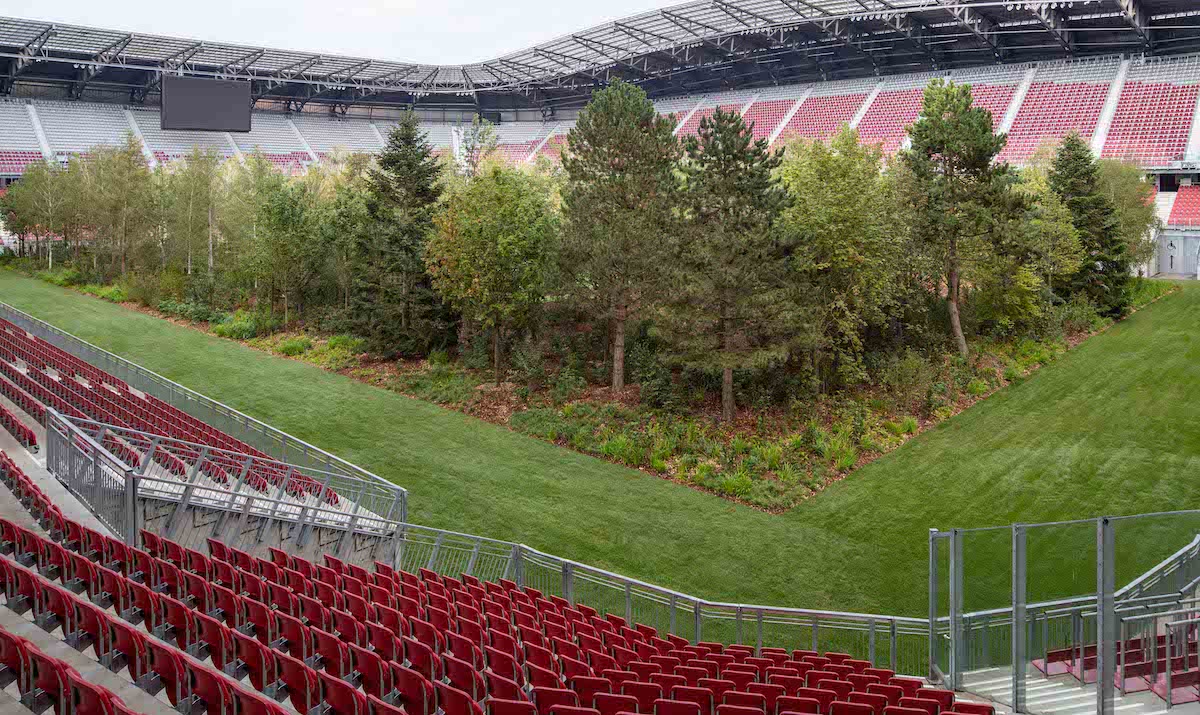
{"left": 0, "top": 623, "right": 139, "bottom": 715}
{"left": 0, "top": 401, "right": 37, "bottom": 451}
{"left": 0, "top": 452, "right": 388, "bottom": 715}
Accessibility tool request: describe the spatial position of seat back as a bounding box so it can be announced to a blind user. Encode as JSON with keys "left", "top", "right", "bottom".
{"left": 68, "top": 669, "right": 119, "bottom": 715}
{"left": 319, "top": 669, "right": 369, "bottom": 715}
{"left": 277, "top": 652, "right": 320, "bottom": 714}
{"left": 391, "top": 663, "right": 435, "bottom": 715}
{"left": 532, "top": 687, "right": 580, "bottom": 715}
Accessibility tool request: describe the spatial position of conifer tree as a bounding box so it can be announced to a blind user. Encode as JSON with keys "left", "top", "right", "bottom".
{"left": 664, "top": 108, "right": 790, "bottom": 422}
{"left": 561, "top": 80, "right": 681, "bottom": 393}
{"left": 352, "top": 111, "right": 451, "bottom": 355}
{"left": 1050, "top": 133, "right": 1131, "bottom": 316}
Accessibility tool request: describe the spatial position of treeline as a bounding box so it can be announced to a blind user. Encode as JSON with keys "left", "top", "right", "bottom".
{"left": 1, "top": 80, "right": 1159, "bottom": 420}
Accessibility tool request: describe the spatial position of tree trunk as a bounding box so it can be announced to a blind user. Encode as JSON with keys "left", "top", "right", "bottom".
{"left": 207, "top": 205, "right": 215, "bottom": 275}
{"left": 722, "top": 368, "right": 734, "bottom": 423}
{"left": 492, "top": 325, "right": 502, "bottom": 386}
{"left": 612, "top": 303, "right": 626, "bottom": 393}
{"left": 947, "top": 260, "right": 969, "bottom": 358}
{"left": 721, "top": 304, "right": 735, "bottom": 422}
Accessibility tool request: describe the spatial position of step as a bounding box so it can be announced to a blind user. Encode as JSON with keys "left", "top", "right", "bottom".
{"left": 0, "top": 605, "right": 176, "bottom": 715}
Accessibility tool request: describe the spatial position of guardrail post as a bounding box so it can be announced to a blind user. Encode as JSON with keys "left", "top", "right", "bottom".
{"left": 165, "top": 447, "right": 209, "bottom": 539}
{"left": 812, "top": 617, "right": 819, "bottom": 652}
{"left": 669, "top": 594, "right": 677, "bottom": 636}
{"left": 693, "top": 601, "right": 702, "bottom": 645}
{"left": 735, "top": 607, "right": 743, "bottom": 646}
{"left": 949, "top": 529, "right": 964, "bottom": 690}
{"left": 123, "top": 467, "right": 138, "bottom": 546}
{"left": 1097, "top": 517, "right": 1115, "bottom": 715}
{"left": 562, "top": 562, "right": 574, "bottom": 605}
{"left": 513, "top": 545, "right": 525, "bottom": 588}
{"left": 890, "top": 619, "right": 897, "bottom": 670}
{"left": 624, "top": 582, "right": 632, "bottom": 625}
{"left": 868, "top": 619, "right": 877, "bottom": 665}
{"left": 1012, "top": 524, "right": 1027, "bottom": 713}
{"left": 756, "top": 609, "right": 763, "bottom": 656}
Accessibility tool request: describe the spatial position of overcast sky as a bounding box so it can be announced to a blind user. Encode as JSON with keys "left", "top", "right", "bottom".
{"left": 0, "top": 0, "right": 685, "bottom": 65}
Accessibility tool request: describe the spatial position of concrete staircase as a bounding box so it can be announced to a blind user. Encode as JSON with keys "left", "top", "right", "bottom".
{"left": 962, "top": 667, "right": 1199, "bottom": 715}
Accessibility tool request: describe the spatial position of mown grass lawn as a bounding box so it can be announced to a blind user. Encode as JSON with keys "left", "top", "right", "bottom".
{"left": 3, "top": 270, "right": 1198, "bottom": 617}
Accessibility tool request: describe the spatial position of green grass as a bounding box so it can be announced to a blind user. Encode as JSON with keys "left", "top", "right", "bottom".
{"left": 3, "top": 270, "right": 1199, "bottom": 617}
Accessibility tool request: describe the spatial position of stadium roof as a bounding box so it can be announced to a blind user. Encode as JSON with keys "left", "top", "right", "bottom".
{"left": 3, "top": 0, "right": 1200, "bottom": 109}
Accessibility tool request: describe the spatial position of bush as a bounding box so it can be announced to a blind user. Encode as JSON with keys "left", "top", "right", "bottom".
{"left": 878, "top": 349, "right": 936, "bottom": 410}
{"left": 78, "top": 283, "right": 128, "bottom": 303}
{"left": 125, "top": 273, "right": 162, "bottom": 307}
{"left": 212, "top": 310, "right": 279, "bottom": 339}
{"left": 719, "top": 466, "right": 753, "bottom": 498}
{"left": 1128, "top": 277, "right": 1175, "bottom": 308}
{"left": 966, "top": 378, "right": 989, "bottom": 396}
{"left": 511, "top": 339, "right": 547, "bottom": 389}
{"left": 900, "top": 416, "right": 919, "bottom": 435}
{"left": 1053, "top": 294, "right": 1108, "bottom": 336}
{"left": 35, "top": 268, "right": 83, "bottom": 287}
{"left": 328, "top": 335, "right": 367, "bottom": 354}
{"left": 277, "top": 336, "right": 313, "bottom": 356}
{"left": 552, "top": 363, "right": 586, "bottom": 405}
{"left": 427, "top": 349, "right": 450, "bottom": 366}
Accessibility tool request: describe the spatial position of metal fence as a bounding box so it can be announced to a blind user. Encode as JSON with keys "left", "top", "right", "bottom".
{"left": 930, "top": 512, "right": 1200, "bottom": 714}
{"left": 44, "top": 408, "right": 136, "bottom": 542}
{"left": 0, "top": 300, "right": 406, "bottom": 525}
{"left": 394, "top": 521, "right": 931, "bottom": 674}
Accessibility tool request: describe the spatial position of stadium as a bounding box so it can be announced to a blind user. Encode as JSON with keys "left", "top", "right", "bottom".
{"left": 0, "top": 2, "right": 1198, "bottom": 715}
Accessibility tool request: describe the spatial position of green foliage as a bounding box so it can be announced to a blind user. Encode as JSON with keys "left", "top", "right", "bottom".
{"left": 427, "top": 163, "right": 559, "bottom": 382}
{"left": 1050, "top": 132, "right": 1132, "bottom": 317}
{"left": 664, "top": 107, "right": 791, "bottom": 421}
{"left": 276, "top": 336, "right": 313, "bottom": 356}
{"left": 327, "top": 335, "right": 366, "bottom": 353}
{"left": 898, "top": 79, "right": 1026, "bottom": 357}
{"left": 77, "top": 283, "right": 128, "bottom": 302}
{"left": 212, "top": 310, "right": 279, "bottom": 339}
{"left": 551, "top": 363, "right": 587, "bottom": 405}
{"left": 1128, "top": 277, "right": 1175, "bottom": 308}
{"left": 561, "top": 80, "right": 682, "bottom": 392}
{"left": 157, "top": 299, "right": 223, "bottom": 323}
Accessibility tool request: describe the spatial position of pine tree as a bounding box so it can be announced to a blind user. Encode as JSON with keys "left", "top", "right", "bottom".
{"left": 1050, "top": 133, "right": 1132, "bottom": 315}
{"left": 899, "top": 79, "right": 1023, "bottom": 356}
{"left": 560, "top": 80, "right": 681, "bottom": 394}
{"left": 352, "top": 111, "right": 452, "bottom": 356}
{"left": 664, "top": 108, "right": 791, "bottom": 422}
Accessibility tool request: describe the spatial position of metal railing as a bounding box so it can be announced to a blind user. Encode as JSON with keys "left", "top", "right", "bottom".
{"left": 44, "top": 408, "right": 136, "bottom": 542}
{"left": 0, "top": 300, "right": 406, "bottom": 525}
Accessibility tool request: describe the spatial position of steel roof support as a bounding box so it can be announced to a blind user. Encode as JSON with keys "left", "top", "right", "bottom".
{"left": 72, "top": 33, "right": 132, "bottom": 98}
{"left": 934, "top": 0, "right": 1002, "bottom": 61}
{"left": 1029, "top": 3, "right": 1074, "bottom": 55}
{"left": 13, "top": 24, "right": 55, "bottom": 75}
{"left": 1116, "top": 0, "right": 1152, "bottom": 51}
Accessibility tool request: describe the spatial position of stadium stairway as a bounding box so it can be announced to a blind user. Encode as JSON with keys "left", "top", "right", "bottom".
{"left": 960, "top": 667, "right": 1200, "bottom": 715}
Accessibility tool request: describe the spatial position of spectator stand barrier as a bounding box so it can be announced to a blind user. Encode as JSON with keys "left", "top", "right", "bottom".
{"left": 46, "top": 410, "right": 408, "bottom": 568}
{"left": 930, "top": 511, "right": 1200, "bottom": 714}
{"left": 0, "top": 299, "right": 407, "bottom": 527}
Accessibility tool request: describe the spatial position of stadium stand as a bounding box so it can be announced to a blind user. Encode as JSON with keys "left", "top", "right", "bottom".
{"left": 741, "top": 86, "right": 808, "bottom": 142}
{"left": 5, "top": 53, "right": 1200, "bottom": 176}
{"left": 0, "top": 316, "right": 342, "bottom": 509}
{"left": 0, "top": 100, "right": 46, "bottom": 175}
{"left": 675, "top": 90, "right": 758, "bottom": 137}
{"left": 999, "top": 58, "right": 1122, "bottom": 162}
{"left": 128, "top": 108, "right": 235, "bottom": 166}
{"left": 230, "top": 113, "right": 312, "bottom": 174}
{"left": 35, "top": 101, "right": 132, "bottom": 160}
{"left": 1167, "top": 185, "right": 1200, "bottom": 228}
{"left": 291, "top": 114, "right": 384, "bottom": 157}
{"left": 0, "top": 447, "right": 978, "bottom": 715}
{"left": 855, "top": 73, "right": 938, "bottom": 155}
{"left": 1102, "top": 55, "right": 1200, "bottom": 165}
{"left": 775, "top": 78, "right": 877, "bottom": 145}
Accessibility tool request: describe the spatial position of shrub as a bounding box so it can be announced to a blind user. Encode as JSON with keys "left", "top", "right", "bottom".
{"left": 756, "top": 443, "right": 784, "bottom": 471}
{"left": 832, "top": 443, "right": 859, "bottom": 471}
{"left": 966, "top": 378, "right": 989, "bottom": 396}
{"left": 277, "top": 336, "right": 313, "bottom": 356}
{"left": 328, "top": 335, "right": 367, "bottom": 354}
{"left": 212, "top": 310, "right": 278, "bottom": 340}
{"left": 35, "top": 268, "right": 84, "bottom": 287}
{"left": 1054, "top": 294, "right": 1108, "bottom": 336}
{"left": 719, "top": 467, "right": 753, "bottom": 498}
{"left": 900, "top": 416, "right": 920, "bottom": 435}
{"left": 79, "top": 283, "right": 127, "bottom": 303}
{"left": 552, "top": 364, "right": 587, "bottom": 405}
{"left": 511, "top": 338, "right": 547, "bottom": 389}
{"left": 599, "top": 433, "right": 644, "bottom": 467}
{"left": 882, "top": 420, "right": 905, "bottom": 436}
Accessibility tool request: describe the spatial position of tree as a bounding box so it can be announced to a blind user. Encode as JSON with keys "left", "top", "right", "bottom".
{"left": 254, "top": 173, "right": 330, "bottom": 323}
{"left": 165, "top": 148, "right": 221, "bottom": 278}
{"left": 664, "top": 108, "right": 791, "bottom": 422}
{"left": 560, "top": 80, "right": 681, "bottom": 393}
{"left": 1097, "top": 158, "right": 1159, "bottom": 272}
{"left": 353, "top": 111, "right": 451, "bottom": 355}
{"left": 1050, "top": 132, "right": 1131, "bottom": 316}
{"left": 778, "top": 126, "right": 901, "bottom": 386}
{"left": 459, "top": 115, "right": 499, "bottom": 178}
{"left": 899, "top": 79, "right": 1024, "bottom": 356}
{"left": 87, "top": 134, "right": 155, "bottom": 277}
{"left": 426, "top": 164, "right": 559, "bottom": 384}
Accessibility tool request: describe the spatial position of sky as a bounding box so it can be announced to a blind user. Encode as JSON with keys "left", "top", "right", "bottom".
{"left": 0, "top": 0, "right": 685, "bottom": 65}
